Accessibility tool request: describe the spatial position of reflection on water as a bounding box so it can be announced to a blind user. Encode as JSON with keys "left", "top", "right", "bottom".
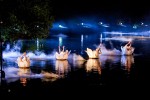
{"left": 18, "top": 68, "right": 31, "bottom": 86}
{"left": 73, "top": 60, "right": 86, "bottom": 68}
{"left": 41, "top": 71, "right": 60, "bottom": 82}
{"left": 55, "top": 60, "right": 70, "bottom": 77}
{"left": 18, "top": 68, "right": 31, "bottom": 76}
{"left": 3, "top": 67, "right": 19, "bottom": 83}
{"left": 30, "top": 59, "right": 48, "bottom": 68}
{"left": 2, "top": 34, "right": 150, "bottom": 93}
{"left": 85, "top": 59, "right": 101, "bottom": 75}
{"left": 100, "top": 55, "right": 121, "bottom": 67}
{"left": 20, "top": 77, "right": 27, "bottom": 86}
{"left": 3, "top": 66, "right": 60, "bottom": 84}
{"left": 121, "top": 55, "right": 134, "bottom": 72}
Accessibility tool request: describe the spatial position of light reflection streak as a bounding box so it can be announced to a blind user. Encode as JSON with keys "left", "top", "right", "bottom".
{"left": 41, "top": 71, "right": 60, "bottom": 82}
{"left": 55, "top": 60, "right": 70, "bottom": 77}
{"left": 17, "top": 68, "right": 31, "bottom": 86}
{"left": 20, "top": 77, "right": 27, "bottom": 86}
{"left": 85, "top": 59, "right": 101, "bottom": 75}
{"left": 3, "top": 66, "right": 60, "bottom": 84}
{"left": 100, "top": 55, "right": 121, "bottom": 67}
{"left": 73, "top": 60, "right": 86, "bottom": 69}
{"left": 121, "top": 55, "right": 134, "bottom": 73}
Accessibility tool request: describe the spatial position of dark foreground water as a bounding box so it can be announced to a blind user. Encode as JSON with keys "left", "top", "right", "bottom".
{"left": 1, "top": 34, "right": 150, "bottom": 97}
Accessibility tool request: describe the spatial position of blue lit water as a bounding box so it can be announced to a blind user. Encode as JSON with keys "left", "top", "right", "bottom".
{"left": 1, "top": 33, "right": 150, "bottom": 97}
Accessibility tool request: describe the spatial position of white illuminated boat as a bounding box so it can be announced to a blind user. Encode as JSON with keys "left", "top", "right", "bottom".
{"left": 55, "top": 46, "right": 71, "bottom": 60}
{"left": 85, "top": 47, "right": 101, "bottom": 59}
{"left": 17, "top": 52, "right": 30, "bottom": 68}
{"left": 121, "top": 41, "right": 134, "bottom": 56}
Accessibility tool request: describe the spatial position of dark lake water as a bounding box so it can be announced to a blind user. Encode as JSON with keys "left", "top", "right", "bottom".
{"left": 1, "top": 33, "right": 150, "bottom": 97}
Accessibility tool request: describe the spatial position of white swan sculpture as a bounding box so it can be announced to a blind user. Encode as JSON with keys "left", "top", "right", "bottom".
{"left": 121, "top": 41, "right": 134, "bottom": 56}
{"left": 55, "top": 46, "right": 71, "bottom": 60}
{"left": 17, "top": 52, "right": 30, "bottom": 68}
{"left": 85, "top": 47, "right": 101, "bottom": 59}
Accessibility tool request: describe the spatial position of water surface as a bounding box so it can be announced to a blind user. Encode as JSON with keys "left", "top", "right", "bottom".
{"left": 1, "top": 33, "right": 150, "bottom": 96}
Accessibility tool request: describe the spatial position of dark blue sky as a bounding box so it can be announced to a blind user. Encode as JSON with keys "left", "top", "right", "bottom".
{"left": 52, "top": 0, "right": 150, "bottom": 22}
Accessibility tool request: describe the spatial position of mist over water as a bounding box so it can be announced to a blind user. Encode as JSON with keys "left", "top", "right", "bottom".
{"left": 3, "top": 31, "right": 147, "bottom": 61}
{"left": 1, "top": 29, "right": 150, "bottom": 97}
{"left": 3, "top": 42, "right": 56, "bottom": 59}
{"left": 3, "top": 30, "right": 149, "bottom": 60}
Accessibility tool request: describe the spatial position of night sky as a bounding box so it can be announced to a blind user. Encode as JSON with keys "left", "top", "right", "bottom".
{"left": 52, "top": 0, "right": 150, "bottom": 22}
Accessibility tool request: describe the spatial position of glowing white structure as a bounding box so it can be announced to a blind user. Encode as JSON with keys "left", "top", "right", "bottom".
{"left": 17, "top": 52, "right": 30, "bottom": 68}
{"left": 121, "top": 41, "right": 134, "bottom": 56}
{"left": 85, "top": 47, "right": 101, "bottom": 59}
{"left": 55, "top": 46, "right": 71, "bottom": 60}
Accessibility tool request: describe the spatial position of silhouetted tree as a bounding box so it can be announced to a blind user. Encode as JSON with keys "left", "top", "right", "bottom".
{"left": 1, "top": 0, "right": 54, "bottom": 42}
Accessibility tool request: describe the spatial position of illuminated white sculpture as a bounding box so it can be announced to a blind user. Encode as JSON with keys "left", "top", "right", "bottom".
{"left": 85, "top": 47, "right": 101, "bottom": 59}
{"left": 55, "top": 46, "right": 71, "bottom": 60}
{"left": 17, "top": 52, "right": 30, "bottom": 68}
{"left": 121, "top": 41, "right": 134, "bottom": 56}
